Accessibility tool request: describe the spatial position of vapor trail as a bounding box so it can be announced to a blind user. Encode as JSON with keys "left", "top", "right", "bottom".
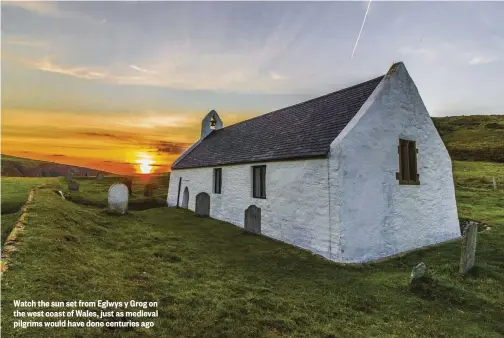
{"left": 351, "top": 0, "right": 373, "bottom": 59}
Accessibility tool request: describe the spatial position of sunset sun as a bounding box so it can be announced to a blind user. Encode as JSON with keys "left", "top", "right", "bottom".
{"left": 136, "top": 153, "right": 154, "bottom": 174}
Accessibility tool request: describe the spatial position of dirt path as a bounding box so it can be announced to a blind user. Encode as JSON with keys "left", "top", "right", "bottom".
{"left": 1, "top": 189, "right": 35, "bottom": 273}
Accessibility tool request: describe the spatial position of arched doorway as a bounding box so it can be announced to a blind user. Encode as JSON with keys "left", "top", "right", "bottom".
{"left": 195, "top": 192, "right": 210, "bottom": 217}
{"left": 182, "top": 187, "right": 189, "bottom": 209}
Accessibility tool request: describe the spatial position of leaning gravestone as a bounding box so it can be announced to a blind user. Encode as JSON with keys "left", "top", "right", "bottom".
{"left": 108, "top": 183, "right": 129, "bottom": 214}
{"left": 144, "top": 184, "right": 155, "bottom": 197}
{"left": 68, "top": 181, "right": 79, "bottom": 191}
{"left": 459, "top": 221, "right": 478, "bottom": 274}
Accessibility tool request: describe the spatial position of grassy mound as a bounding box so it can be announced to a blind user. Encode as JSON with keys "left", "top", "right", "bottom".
{"left": 1, "top": 177, "right": 61, "bottom": 246}
{"left": 1, "top": 161, "right": 503, "bottom": 337}
{"left": 432, "top": 115, "right": 504, "bottom": 162}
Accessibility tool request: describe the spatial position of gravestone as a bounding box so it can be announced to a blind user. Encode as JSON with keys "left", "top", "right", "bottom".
{"left": 65, "top": 172, "right": 73, "bottom": 181}
{"left": 244, "top": 205, "right": 261, "bottom": 234}
{"left": 492, "top": 177, "right": 497, "bottom": 190}
{"left": 108, "top": 183, "right": 129, "bottom": 214}
{"left": 410, "top": 262, "right": 426, "bottom": 281}
{"left": 459, "top": 221, "right": 478, "bottom": 274}
{"left": 181, "top": 187, "right": 189, "bottom": 209}
{"left": 122, "top": 178, "right": 133, "bottom": 196}
{"left": 68, "top": 180, "right": 79, "bottom": 191}
{"left": 144, "top": 184, "right": 155, "bottom": 197}
{"left": 195, "top": 192, "right": 210, "bottom": 217}
{"left": 96, "top": 172, "right": 103, "bottom": 180}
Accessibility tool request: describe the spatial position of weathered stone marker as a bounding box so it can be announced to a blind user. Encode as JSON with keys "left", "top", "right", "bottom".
{"left": 68, "top": 181, "right": 79, "bottom": 191}
{"left": 108, "top": 183, "right": 129, "bottom": 214}
{"left": 96, "top": 172, "right": 103, "bottom": 180}
{"left": 244, "top": 205, "right": 261, "bottom": 234}
{"left": 181, "top": 187, "right": 189, "bottom": 209}
{"left": 144, "top": 184, "right": 155, "bottom": 197}
{"left": 195, "top": 192, "right": 210, "bottom": 217}
{"left": 65, "top": 172, "right": 73, "bottom": 181}
{"left": 492, "top": 177, "right": 497, "bottom": 190}
{"left": 122, "top": 178, "right": 133, "bottom": 196}
{"left": 459, "top": 221, "right": 478, "bottom": 274}
{"left": 410, "top": 262, "right": 426, "bottom": 282}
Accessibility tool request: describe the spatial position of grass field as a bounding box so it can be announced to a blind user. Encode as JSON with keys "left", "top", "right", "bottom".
{"left": 1, "top": 160, "right": 503, "bottom": 337}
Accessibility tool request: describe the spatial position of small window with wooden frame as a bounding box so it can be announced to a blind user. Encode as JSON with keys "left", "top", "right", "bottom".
{"left": 396, "top": 139, "right": 420, "bottom": 185}
{"left": 252, "top": 165, "right": 266, "bottom": 199}
{"left": 213, "top": 168, "right": 222, "bottom": 194}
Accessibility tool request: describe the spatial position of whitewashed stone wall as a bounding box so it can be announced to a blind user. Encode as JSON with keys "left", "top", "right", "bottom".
{"left": 328, "top": 62, "right": 461, "bottom": 263}
{"left": 168, "top": 159, "right": 333, "bottom": 258}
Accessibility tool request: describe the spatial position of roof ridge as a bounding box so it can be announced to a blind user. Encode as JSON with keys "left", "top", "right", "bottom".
{"left": 221, "top": 74, "right": 385, "bottom": 131}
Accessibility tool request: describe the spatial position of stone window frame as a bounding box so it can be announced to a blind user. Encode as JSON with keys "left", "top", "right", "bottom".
{"left": 213, "top": 168, "right": 222, "bottom": 194}
{"left": 252, "top": 165, "right": 266, "bottom": 199}
{"left": 396, "top": 139, "right": 420, "bottom": 185}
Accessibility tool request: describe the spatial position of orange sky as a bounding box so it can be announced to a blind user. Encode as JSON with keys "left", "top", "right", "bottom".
{"left": 1, "top": 108, "right": 256, "bottom": 175}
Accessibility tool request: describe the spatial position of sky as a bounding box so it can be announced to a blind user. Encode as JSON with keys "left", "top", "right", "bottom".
{"left": 2, "top": 1, "right": 503, "bottom": 174}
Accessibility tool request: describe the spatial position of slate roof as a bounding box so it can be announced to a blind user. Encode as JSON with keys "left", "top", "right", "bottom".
{"left": 172, "top": 75, "right": 385, "bottom": 169}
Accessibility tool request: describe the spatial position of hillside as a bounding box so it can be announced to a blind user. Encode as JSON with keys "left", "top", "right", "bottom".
{"left": 432, "top": 114, "right": 504, "bottom": 162}
{"left": 0, "top": 154, "right": 114, "bottom": 177}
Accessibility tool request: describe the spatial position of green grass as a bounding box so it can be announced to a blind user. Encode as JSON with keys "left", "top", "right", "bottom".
{"left": 453, "top": 161, "right": 504, "bottom": 225}
{"left": 433, "top": 115, "right": 504, "bottom": 162}
{"left": 1, "top": 161, "right": 503, "bottom": 337}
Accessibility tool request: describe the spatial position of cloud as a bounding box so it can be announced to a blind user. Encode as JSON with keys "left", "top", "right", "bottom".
{"left": 115, "top": 115, "right": 197, "bottom": 129}
{"left": 2, "top": 1, "right": 67, "bottom": 18}
{"left": 398, "top": 46, "right": 436, "bottom": 61}
{"left": 50, "top": 154, "right": 67, "bottom": 157}
{"left": 130, "top": 65, "right": 158, "bottom": 74}
{"left": 269, "top": 71, "right": 285, "bottom": 80}
{"left": 155, "top": 141, "right": 191, "bottom": 154}
{"left": 2, "top": 1, "right": 104, "bottom": 24}
{"left": 5, "top": 37, "right": 48, "bottom": 47}
{"left": 80, "top": 132, "right": 139, "bottom": 143}
{"left": 28, "top": 56, "right": 108, "bottom": 80}
{"left": 468, "top": 55, "right": 499, "bottom": 65}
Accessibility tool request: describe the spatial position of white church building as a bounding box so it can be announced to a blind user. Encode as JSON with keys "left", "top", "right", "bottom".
{"left": 167, "top": 62, "right": 461, "bottom": 263}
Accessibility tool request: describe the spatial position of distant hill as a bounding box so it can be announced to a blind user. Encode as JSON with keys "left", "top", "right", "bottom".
{"left": 1, "top": 154, "right": 114, "bottom": 177}
{"left": 432, "top": 115, "right": 504, "bottom": 163}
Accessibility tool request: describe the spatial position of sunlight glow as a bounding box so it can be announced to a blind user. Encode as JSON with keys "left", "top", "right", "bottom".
{"left": 136, "top": 152, "right": 154, "bottom": 174}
